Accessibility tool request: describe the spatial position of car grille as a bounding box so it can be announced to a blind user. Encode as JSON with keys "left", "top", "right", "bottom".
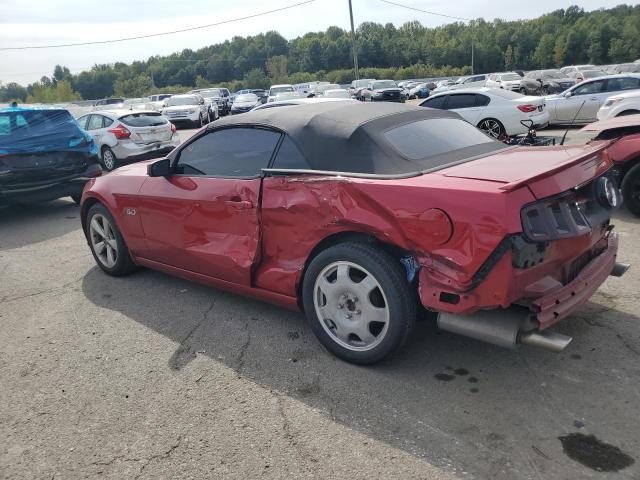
{"left": 167, "top": 110, "right": 189, "bottom": 117}
{"left": 383, "top": 91, "right": 400, "bottom": 99}
{"left": 560, "top": 82, "right": 573, "bottom": 89}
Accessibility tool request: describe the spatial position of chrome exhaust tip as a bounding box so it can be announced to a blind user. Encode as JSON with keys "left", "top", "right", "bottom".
{"left": 519, "top": 330, "right": 572, "bottom": 352}
{"left": 611, "top": 262, "right": 630, "bottom": 277}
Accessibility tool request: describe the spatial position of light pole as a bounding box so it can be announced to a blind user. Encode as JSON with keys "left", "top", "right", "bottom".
{"left": 348, "top": 0, "right": 360, "bottom": 80}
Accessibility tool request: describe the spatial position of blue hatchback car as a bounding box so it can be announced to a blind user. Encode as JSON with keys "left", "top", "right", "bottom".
{"left": 0, "top": 106, "right": 101, "bottom": 205}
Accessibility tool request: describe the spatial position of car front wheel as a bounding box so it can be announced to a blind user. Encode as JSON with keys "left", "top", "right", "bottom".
{"left": 622, "top": 163, "right": 640, "bottom": 217}
{"left": 302, "top": 242, "right": 415, "bottom": 364}
{"left": 87, "top": 203, "right": 137, "bottom": 276}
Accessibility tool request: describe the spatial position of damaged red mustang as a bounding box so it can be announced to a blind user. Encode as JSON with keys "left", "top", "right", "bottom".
{"left": 80, "top": 102, "right": 628, "bottom": 364}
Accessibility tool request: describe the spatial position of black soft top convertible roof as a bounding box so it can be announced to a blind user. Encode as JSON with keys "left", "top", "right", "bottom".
{"left": 209, "top": 102, "right": 504, "bottom": 175}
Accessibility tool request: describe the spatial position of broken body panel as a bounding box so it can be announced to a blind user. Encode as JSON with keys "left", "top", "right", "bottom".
{"left": 82, "top": 137, "right": 621, "bottom": 348}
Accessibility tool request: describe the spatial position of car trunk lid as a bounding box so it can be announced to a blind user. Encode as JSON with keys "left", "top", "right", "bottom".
{"left": 438, "top": 143, "right": 612, "bottom": 199}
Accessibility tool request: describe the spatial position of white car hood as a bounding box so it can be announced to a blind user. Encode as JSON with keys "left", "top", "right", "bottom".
{"left": 163, "top": 105, "right": 197, "bottom": 111}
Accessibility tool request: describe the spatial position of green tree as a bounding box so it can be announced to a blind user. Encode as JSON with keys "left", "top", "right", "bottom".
{"left": 266, "top": 55, "right": 288, "bottom": 82}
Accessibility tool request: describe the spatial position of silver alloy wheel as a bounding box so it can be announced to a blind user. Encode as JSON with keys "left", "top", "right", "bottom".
{"left": 102, "top": 149, "right": 115, "bottom": 170}
{"left": 89, "top": 214, "right": 118, "bottom": 268}
{"left": 313, "top": 261, "right": 390, "bottom": 352}
{"left": 478, "top": 119, "right": 503, "bottom": 139}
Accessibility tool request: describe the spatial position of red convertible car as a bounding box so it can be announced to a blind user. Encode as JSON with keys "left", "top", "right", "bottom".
{"left": 80, "top": 102, "right": 628, "bottom": 364}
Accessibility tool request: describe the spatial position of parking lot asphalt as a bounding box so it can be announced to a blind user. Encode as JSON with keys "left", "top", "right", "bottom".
{"left": 2, "top": 120, "right": 640, "bottom": 480}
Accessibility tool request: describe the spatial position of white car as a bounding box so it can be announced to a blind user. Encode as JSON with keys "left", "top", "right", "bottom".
{"left": 322, "top": 88, "right": 351, "bottom": 98}
{"left": 448, "top": 74, "right": 488, "bottom": 91}
{"left": 419, "top": 88, "right": 548, "bottom": 138}
{"left": 267, "top": 84, "right": 295, "bottom": 103}
{"left": 149, "top": 94, "right": 173, "bottom": 111}
{"left": 560, "top": 65, "right": 596, "bottom": 76}
{"left": 485, "top": 72, "right": 522, "bottom": 91}
{"left": 77, "top": 110, "right": 179, "bottom": 171}
{"left": 251, "top": 97, "right": 356, "bottom": 112}
{"left": 160, "top": 94, "right": 211, "bottom": 127}
{"left": 311, "top": 83, "right": 341, "bottom": 97}
{"left": 597, "top": 90, "right": 640, "bottom": 120}
{"left": 545, "top": 74, "right": 640, "bottom": 125}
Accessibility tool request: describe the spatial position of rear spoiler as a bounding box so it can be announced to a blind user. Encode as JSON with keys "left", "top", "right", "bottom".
{"left": 498, "top": 143, "right": 612, "bottom": 193}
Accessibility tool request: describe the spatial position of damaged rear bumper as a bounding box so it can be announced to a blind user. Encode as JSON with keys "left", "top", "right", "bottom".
{"left": 431, "top": 232, "right": 628, "bottom": 351}
{"left": 531, "top": 232, "right": 619, "bottom": 330}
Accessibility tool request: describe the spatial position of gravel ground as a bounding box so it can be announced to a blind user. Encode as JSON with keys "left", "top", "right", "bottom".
{"left": 1, "top": 119, "right": 639, "bottom": 480}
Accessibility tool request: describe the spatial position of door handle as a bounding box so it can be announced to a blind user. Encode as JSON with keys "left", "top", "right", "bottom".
{"left": 589, "top": 97, "right": 598, "bottom": 100}
{"left": 225, "top": 199, "right": 253, "bottom": 209}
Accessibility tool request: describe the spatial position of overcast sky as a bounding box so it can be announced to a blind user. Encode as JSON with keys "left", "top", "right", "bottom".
{"left": 0, "top": 0, "right": 625, "bottom": 85}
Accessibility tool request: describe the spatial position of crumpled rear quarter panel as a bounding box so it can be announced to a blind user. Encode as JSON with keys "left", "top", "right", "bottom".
{"left": 255, "top": 174, "right": 533, "bottom": 298}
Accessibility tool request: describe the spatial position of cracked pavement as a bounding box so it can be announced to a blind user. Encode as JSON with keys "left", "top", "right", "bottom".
{"left": 1, "top": 194, "right": 640, "bottom": 479}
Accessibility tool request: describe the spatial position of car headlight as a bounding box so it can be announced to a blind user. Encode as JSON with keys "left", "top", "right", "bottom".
{"left": 373, "top": 91, "right": 383, "bottom": 97}
{"left": 603, "top": 97, "right": 623, "bottom": 107}
{"left": 188, "top": 108, "right": 196, "bottom": 113}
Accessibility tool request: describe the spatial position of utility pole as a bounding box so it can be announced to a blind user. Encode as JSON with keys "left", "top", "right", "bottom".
{"left": 471, "top": 37, "right": 474, "bottom": 75}
{"left": 348, "top": 0, "right": 360, "bottom": 80}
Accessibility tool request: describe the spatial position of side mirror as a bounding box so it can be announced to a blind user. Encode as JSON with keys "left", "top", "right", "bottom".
{"left": 536, "top": 78, "right": 543, "bottom": 83}
{"left": 564, "top": 91, "right": 573, "bottom": 98}
{"left": 148, "top": 158, "right": 171, "bottom": 177}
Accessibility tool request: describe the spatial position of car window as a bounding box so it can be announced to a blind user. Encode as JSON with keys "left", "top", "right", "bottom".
{"left": 77, "top": 115, "right": 89, "bottom": 129}
{"left": 605, "top": 77, "right": 640, "bottom": 93}
{"left": 475, "top": 94, "right": 490, "bottom": 107}
{"left": 384, "top": 118, "right": 496, "bottom": 162}
{"left": 573, "top": 80, "right": 606, "bottom": 96}
{"left": 272, "top": 136, "right": 311, "bottom": 170}
{"left": 420, "top": 96, "right": 446, "bottom": 109}
{"left": 87, "top": 115, "right": 105, "bottom": 130}
{"left": 103, "top": 116, "right": 114, "bottom": 128}
{"left": 119, "top": 112, "right": 167, "bottom": 127}
{"left": 0, "top": 115, "right": 10, "bottom": 135}
{"left": 446, "top": 94, "right": 477, "bottom": 109}
{"left": 176, "top": 128, "right": 281, "bottom": 178}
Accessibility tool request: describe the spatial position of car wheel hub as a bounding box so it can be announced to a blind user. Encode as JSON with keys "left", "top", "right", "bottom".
{"left": 103, "top": 151, "right": 114, "bottom": 169}
{"left": 313, "top": 261, "right": 389, "bottom": 351}
{"left": 90, "top": 214, "right": 118, "bottom": 268}
{"left": 480, "top": 120, "right": 502, "bottom": 138}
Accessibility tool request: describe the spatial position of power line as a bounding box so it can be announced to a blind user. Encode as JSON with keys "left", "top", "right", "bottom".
{"left": 378, "top": 0, "right": 474, "bottom": 73}
{"left": 378, "top": 0, "right": 472, "bottom": 22}
{"left": 0, "top": 0, "right": 315, "bottom": 51}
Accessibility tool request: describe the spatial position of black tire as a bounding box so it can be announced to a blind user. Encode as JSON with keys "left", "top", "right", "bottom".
{"left": 519, "top": 87, "right": 527, "bottom": 95}
{"left": 101, "top": 147, "right": 117, "bottom": 171}
{"left": 617, "top": 110, "right": 640, "bottom": 117}
{"left": 621, "top": 162, "right": 640, "bottom": 217}
{"left": 86, "top": 203, "right": 137, "bottom": 276}
{"left": 302, "top": 242, "right": 415, "bottom": 365}
{"left": 477, "top": 118, "right": 505, "bottom": 140}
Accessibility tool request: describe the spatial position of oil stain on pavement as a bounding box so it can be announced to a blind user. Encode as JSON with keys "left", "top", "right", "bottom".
{"left": 559, "top": 432, "right": 635, "bottom": 472}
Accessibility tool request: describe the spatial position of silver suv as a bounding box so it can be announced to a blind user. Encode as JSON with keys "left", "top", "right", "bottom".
{"left": 161, "top": 94, "right": 210, "bottom": 127}
{"left": 77, "top": 110, "right": 180, "bottom": 171}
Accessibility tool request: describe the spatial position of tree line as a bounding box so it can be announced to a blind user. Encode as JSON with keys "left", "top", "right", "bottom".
{"left": 1, "top": 4, "right": 639, "bottom": 102}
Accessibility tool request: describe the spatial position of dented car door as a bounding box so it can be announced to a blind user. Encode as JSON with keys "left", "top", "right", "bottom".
{"left": 137, "top": 127, "right": 281, "bottom": 286}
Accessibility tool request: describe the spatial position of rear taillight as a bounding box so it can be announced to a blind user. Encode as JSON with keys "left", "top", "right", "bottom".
{"left": 170, "top": 123, "right": 177, "bottom": 134}
{"left": 108, "top": 123, "right": 131, "bottom": 139}
{"left": 517, "top": 104, "right": 538, "bottom": 113}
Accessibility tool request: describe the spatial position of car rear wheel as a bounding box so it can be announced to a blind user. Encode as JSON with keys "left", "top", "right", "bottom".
{"left": 622, "top": 163, "right": 640, "bottom": 217}
{"left": 519, "top": 87, "right": 527, "bottom": 95}
{"left": 302, "top": 242, "right": 415, "bottom": 365}
{"left": 87, "top": 203, "right": 137, "bottom": 276}
{"left": 101, "top": 147, "right": 117, "bottom": 171}
{"left": 477, "top": 118, "right": 505, "bottom": 139}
